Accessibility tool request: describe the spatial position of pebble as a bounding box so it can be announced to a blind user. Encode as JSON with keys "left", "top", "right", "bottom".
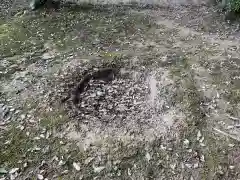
{"left": 145, "top": 152, "right": 151, "bottom": 162}
{"left": 19, "top": 125, "right": 25, "bottom": 131}
{"left": 73, "top": 162, "right": 80, "bottom": 171}
{"left": 183, "top": 139, "right": 190, "bottom": 146}
{"left": 9, "top": 168, "right": 19, "bottom": 174}
{"left": 58, "top": 160, "right": 65, "bottom": 166}
{"left": 23, "top": 162, "right": 28, "bottom": 168}
{"left": 10, "top": 108, "right": 15, "bottom": 112}
{"left": 42, "top": 52, "right": 53, "bottom": 60}
{"left": 197, "top": 130, "right": 202, "bottom": 141}
{"left": 20, "top": 114, "right": 26, "bottom": 120}
{"left": 40, "top": 134, "right": 45, "bottom": 138}
{"left": 193, "top": 163, "right": 199, "bottom": 169}
{"left": 185, "top": 163, "right": 192, "bottom": 169}
{"left": 33, "top": 137, "right": 41, "bottom": 140}
{"left": 93, "top": 166, "right": 105, "bottom": 173}
{"left": 15, "top": 110, "right": 21, "bottom": 114}
{"left": 84, "top": 157, "right": 94, "bottom": 165}
{"left": 61, "top": 170, "right": 69, "bottom": 175}
{"left": 37, "top": 174, "right": 44, "bottom": 180}
{"left": 228, "top": 144, "right": 235, "bottom": 147}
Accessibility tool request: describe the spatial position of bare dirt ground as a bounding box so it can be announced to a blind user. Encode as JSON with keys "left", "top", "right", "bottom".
{"left": 1, "top": 1, "right": 240, "bottom": 179}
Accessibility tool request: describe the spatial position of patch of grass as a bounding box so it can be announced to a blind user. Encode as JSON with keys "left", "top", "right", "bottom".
{"left": 0, "top": 109, "right": 74, "bottom": 180}
{"left": 0, "top": 123, "right": 62, "bottom": 169}
{"left": 0, "top": 97, "right": 68, "bottom": 170}
{"left": 225, "top": 89, "right": 240, "bottom": 104}
{"left": 0, "top": 4, "right": 151, "bottom": 58}
{"left": 169, "top": 55, "right": 240, "bottom": 178}
{"left": 0, "top": 20, "right": 33, "bottom": 57}
{"left": 228, "top": 0, "right": 240, "bottom": 12}
{"left": 0, "top": 124, "right": 34, "bottom": 166}
{"left": 39, "top": 108, "right": 68, "bottom": 131}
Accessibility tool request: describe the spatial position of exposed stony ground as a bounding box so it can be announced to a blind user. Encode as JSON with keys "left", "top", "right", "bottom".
{"left": 1, "top": 1, "right": 240, "bottom": 180}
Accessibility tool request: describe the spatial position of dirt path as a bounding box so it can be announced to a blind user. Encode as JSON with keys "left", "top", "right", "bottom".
{"left": 1, "top": 2, "right": 240, "bottom": 180}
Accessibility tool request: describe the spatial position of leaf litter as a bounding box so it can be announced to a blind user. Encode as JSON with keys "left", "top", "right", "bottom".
{"left": 1, "top": 0, "right": 240, "bottom": 179}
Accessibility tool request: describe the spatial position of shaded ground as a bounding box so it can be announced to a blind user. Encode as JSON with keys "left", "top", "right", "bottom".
{"left": 1, "top": 1, "right": 240, "bottom": 180}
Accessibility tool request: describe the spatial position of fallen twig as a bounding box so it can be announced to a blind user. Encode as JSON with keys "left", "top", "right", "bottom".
{"left": 213, "top": 128, "right": 240, "bottom": 142}
{"left": 226, "top": 114, "right": 240, "bottom": 121}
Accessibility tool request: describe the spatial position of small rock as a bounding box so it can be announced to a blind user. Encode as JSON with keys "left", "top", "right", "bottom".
{"left": 20, "top": 114, "right": 26, "bottom": 120}
{"left": 52, "top": 156, "right": 58, "bottom": 162}
{"left": 160, "top": 145, "right": 166, "bottom": 150}
{"left": 73, "top": 162, "right": 80, "bottom": 171}
{"left": 183, "top": 139, "right": 190, "bottom": 146}
{"left": 84, "top": 157, "right": 94, "bottom": 165}
{"left": 96, "top": 91, "right": 104, "bottom": 96}
{"left": 197, "top": 130, "right": 201, "bottom": 141}
{"left": 37, "top": 174, "right": 44, "bottom": 180}
{"left": 58, "top": 160, "right": 65, "bottom": 166}
{"left": 45, "top": 131, "right": 51, "bottom": 139}
{"left": 127, "top": 168, "right": 131, "bottom": 176}
{"left": 61, "top": 170, "right": 69, "bottom": 175}
{"left": 185, "top": 163, "right": 192, "bottom": 169}
{"left": 23, "top": 162, "right": 28, "bottom": 168}
{"left": 228, "top": 144, "right": 235, "bottom": 147}
{"left": 42, "top": 52, "right": 53, "bottom": 60}
{"left": 193, "top": 163, "right": 198, "bottom": 169}
{"left": 40, "top": 134, "right": 45, "bottom": 138}
{"left": 19, "top": 125, "right": 25, "bottom": 131}
{"left": 33, "top": 147, "right": 41, "bottom": 151}
{"left": 4, "top": 140, "right": 11, "bottom": 145}
{"left": 229, "top": 165, "right": 235, "bottom": 170}
{"left": 170, "top": 163, "right": 176, "bottom": 170}
{"left": 217, "top": 170, "right": 224, "bottom": 175}
{"left": 17, "top": 160, "right": 22, "bottom": 164}
{"left": 93, "top": 166, "right": 105, "bottom": 173}
{"left": 200, "top": 155, "right": 205, "bottom": 162}
{"left": 145, "top": 152, "right": 151, "bottom": 162}
{"left": 9, "top": 168, "right": 19, "bottom": 174}
{"left": 199, "top": 136, "right": 204, "bottom": 143}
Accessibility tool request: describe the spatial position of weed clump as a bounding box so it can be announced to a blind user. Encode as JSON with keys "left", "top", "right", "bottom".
{"left": 228, "top": 0, "right": 240, "bottom": 12}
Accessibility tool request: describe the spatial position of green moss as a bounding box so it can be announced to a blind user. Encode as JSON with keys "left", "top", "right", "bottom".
{"left": 39, "top": 109, "right": 68, "bottom": 130}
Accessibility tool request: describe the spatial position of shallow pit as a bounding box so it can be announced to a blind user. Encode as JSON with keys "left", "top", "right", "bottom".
{"left": 54, "top": 65, "right": 186, "bottom": 148}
